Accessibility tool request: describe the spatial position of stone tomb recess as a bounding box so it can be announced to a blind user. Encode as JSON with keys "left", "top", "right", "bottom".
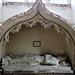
{"left": 0, "top": 0, "right": 75, "bottom": 74}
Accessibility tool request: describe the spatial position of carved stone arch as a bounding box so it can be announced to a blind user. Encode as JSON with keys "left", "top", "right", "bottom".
{"left": 0, "top": 0, "right": 75, "bottom": 70}
{"left": 0, "top": 20, "right": 52, "bottom": 42}
{"left": 1, "top": 19, "right": 71, "bottom": 44}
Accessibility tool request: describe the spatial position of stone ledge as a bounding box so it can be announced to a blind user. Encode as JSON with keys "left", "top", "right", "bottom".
{"left": 2, "top": 71, "right": 74, "bottom": 75}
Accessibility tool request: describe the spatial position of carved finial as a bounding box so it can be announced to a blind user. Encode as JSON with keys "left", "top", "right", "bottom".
{"left": 32, "top": 0, "right": 45, "bottom": 8}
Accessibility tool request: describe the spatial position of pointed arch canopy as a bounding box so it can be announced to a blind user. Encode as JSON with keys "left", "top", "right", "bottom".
{"left": 0, "top": 0, "right": 75, "bottom": 70}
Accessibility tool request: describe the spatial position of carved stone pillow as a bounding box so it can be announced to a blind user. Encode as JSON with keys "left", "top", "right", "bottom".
{"left": 43, "top": 55, "right": 59, "bottom": 66}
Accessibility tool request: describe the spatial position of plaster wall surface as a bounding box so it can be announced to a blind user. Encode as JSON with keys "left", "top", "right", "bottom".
{"left": 6, "top": 24, "right": 67, "bottom": 55}
{"left": 46, "top": 7, "right": 72, "bottom": 24}
{"left": 1, "top": 5, "right": 72, "bottom": 24}
{"left": 0, "top": 0, "right": 2, "bottom": 23}
{"left": 1, "top": 5, "right": 31, "bottom": 22}
{"left": 71, "top": 0, "right": 75, "bottom": 24}
{"left": 0, "top": 42, "right": 6, "bottom": 59}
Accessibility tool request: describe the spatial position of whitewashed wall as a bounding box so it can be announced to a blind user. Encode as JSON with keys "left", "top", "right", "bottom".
{"left": 0, "top": 0, "right": 2, "bottom": 23}
{"left": 71, "top": 0, "right": 75, "bottom": 27}
{"left": 46, "top": 7, "right": 72, "bottom": 24}
{"left": 0, "top": 1, "right": 75, "bottom": 26}
{"left": 1, "top": 5, "right": 72, "bottom": 24}
{"left": 1, "top": 5, "right": 31, "bottom": 22}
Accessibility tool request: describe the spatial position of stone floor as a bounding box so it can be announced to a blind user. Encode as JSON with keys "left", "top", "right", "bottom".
{"left": 1, "top": 72, "right": 75, "bottom": 75}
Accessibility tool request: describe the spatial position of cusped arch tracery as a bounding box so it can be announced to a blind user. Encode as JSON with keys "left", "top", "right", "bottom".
{"left": 2, "top": 19, "right": 73, "bottom": 47}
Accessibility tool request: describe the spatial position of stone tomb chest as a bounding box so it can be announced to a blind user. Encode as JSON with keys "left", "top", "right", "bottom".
{"left": 0, "top": 0, "right": 75, "bottom": 74}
